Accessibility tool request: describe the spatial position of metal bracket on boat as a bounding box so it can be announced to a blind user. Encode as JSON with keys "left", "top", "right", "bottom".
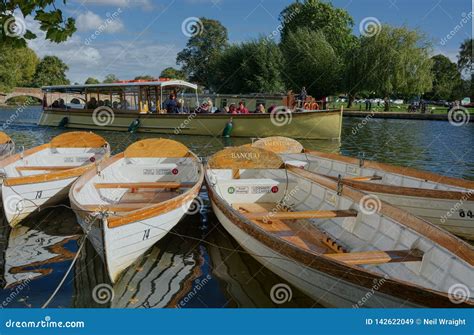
{"left": 95, "top": 161, "right": 101, "bottom": 176}
{"left": 20, "top": 146, "right": 24, "bottom": 159}
{"left": 358, "top": 152, "right": 365, "bottom": 168}
{"left": 336, "top": 174, "right": 343, "bottom": 196}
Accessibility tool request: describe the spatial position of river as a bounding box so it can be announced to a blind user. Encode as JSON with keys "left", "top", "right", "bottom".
{"left": 0, "top": 106, "right": 472, "bottom": 308}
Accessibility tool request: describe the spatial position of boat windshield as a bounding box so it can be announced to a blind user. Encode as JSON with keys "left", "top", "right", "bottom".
{"left": 41, "top": 80, "right": 200, "bottom": 114}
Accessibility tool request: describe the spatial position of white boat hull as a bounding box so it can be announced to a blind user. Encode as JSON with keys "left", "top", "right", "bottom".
{"left": 211, "top": 202, "right": 421, "bottom": 308}
{"left": 2, "top": 177, "right": 76, "bottom": 227}
{"left": 75, "top": 199, "right": 194, "bottom": 283}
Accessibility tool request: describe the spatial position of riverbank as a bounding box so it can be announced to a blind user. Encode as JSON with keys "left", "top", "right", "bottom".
{"left": 343, "top": 110, "right": 473, "bottom": 122}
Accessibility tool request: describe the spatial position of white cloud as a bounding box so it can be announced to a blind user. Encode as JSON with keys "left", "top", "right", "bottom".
{"left": 76, "top": 0, "right": 153, "bottom": 10}
{"left": 76, "top": 11, "right": 124, "bottom": 33}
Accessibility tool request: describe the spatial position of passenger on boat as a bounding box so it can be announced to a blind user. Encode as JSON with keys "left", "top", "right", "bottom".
{"left": 51, "top": 100, "right": 60, "bottom": 108}
{"left": 87, "top": 98, "right": 98, "bottom": 109}
{"left": 112, "top": 101, "right": 119, "bottom": 109}
{"left": 236, "top": 101, "right": 249, "bottom": 114}
{"left": 298, "top": 86, "right": 307, "bottom": 108}
{"left": 195, "top": 101, "right": 210, "bottom": 113}
{"left": 223, "top": 106, "right": 230, "bottom": 113}
{"left": 255, "top": 103, "right": 266, "bottom": 113}
{"left": 229, "top": 104, "right": 237, "bottom": 114}
{"left": 58, "top": 99, "right": 66, "bottom": 108}
{"left": 165, "top": 94, "right": 179, "bottom": 113}
{"left": 98, "top": 100, "right": 105, "bottom": 107}
{"left": 267, "top": 105, "right": 276, "bottom": 114}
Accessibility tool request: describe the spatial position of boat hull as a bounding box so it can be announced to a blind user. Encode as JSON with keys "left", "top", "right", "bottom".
{"left": 2, "top": 177, "right": 76, "bottom": 227}
{"left": 38, "top": 109, "right": 342, "bottom": 140}
{"left": 73, "top": 198, "right": 194, "bottom": 283}
{"left": 211, "top": 201, "right": 421, "bottom": 308}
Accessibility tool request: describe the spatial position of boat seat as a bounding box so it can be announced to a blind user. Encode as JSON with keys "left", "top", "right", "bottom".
{"left": 243, "top": 209, "right": 358, "bottom": 221}
{"left": 82, "top": 202, "right": 162, "bottom": 212}
{"left": 94, "top": 182, "right": 194, "bottom": 189}
{"left": 325, "top": 249, "right": 424, "bottom": 265}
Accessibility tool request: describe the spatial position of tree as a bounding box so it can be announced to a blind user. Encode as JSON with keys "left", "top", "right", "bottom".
{"left": 0, "top": 0, "right": 76, "bottom": 48}
{"left": 160, "top": 67, "right": 186, "bottom": 80}
{"left": 279, "top": 0, "right": 356, "bottom": 55}
{"left": 280, "top": 28, "right": 342, "bottom": 98}
{"left": 176, "top": 18, "right": 228, "bottom": 89}
{"left": 0, "top": 46, "right": 39, "bottom": 91}
{"left": 85, "top": 77, "right": 100, "bottom": 85}
{"left": 103, "top": 74, "right": 119, "bottom": 83}
{"left": 211, "top": 38, "right": 285, "bottom": 94}
{"left": 354, "top": 26, "right": 433, "bottom": 110}
{"left": 425, "top": 55, "right": 462, "bottom": 100}
{"left": 31, "top": 56, "right": 69, "bottom": 87}
{"left": 134, "top": 75, "right": 155, "bottom": 80}
{"left": 457, "top": 39, "right": 473, "bottom": 72}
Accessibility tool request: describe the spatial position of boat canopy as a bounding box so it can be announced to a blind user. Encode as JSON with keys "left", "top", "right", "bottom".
{"left": 42, "top": 80, "right": 198, "bottom": 93}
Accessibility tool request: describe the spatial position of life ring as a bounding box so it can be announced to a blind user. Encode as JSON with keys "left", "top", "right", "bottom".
{"left": 304, "top": 102, "right": 311, "bottom": 110}
{"left": 311, "top": 102, "right": 319, "bottom": 110}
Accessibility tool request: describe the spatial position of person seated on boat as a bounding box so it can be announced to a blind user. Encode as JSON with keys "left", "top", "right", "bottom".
{"left": 236, "top": 101, "right": 249, "bottom": 114}
{"left": 98, "top": 100, "right": 105, "bottom": 107}
{"left": 255, "top": 103, "right": 266, "bottom": 113}
{"left": 229, "top": 104, "right": 237, "bottom": 114}
{"left": 104, "top": 99, "right": 111, "bottom": 107}
{"left": 112, "top": 101, "right": 119, "bottom": 109}
{"left": 195, "top": 101, "right": 210, "bottom": 113}
{"left": 165, "top": 94, "right": 179, "bottom": 113}
{"left": 58, "top": 99, "right": 66, "bottom": 108}
{"left": 267, "top": 105, "right": 276, "bottom": 114}
{"left": 87, "top": 97, "right": 98, "bottom": 109}
{"left": 51, "top": 100, "right": 60, "bottom": 108}
{"left": 223, "top": 106, "right": 230, "bottom": 113}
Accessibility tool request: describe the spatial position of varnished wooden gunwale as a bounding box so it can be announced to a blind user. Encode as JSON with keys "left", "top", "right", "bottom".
{"left": 0, "top": 132, "right": 12, "bottom": 144}
{"left": 205, "top": 169, "right": 474, "bottom": 307}
{"left": 305, "top": 149, "right": 474, "bottom": 190}
{"left": 334, "top": 177, "right": 473, "bottom": 200}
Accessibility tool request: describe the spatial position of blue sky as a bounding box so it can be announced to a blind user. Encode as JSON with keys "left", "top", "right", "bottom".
{"left": 23, "top": 0, "right": 473, "bottom": 83}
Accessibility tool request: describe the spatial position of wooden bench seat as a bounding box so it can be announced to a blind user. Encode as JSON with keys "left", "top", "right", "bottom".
{"left": 94, "top": 182, "right": 193, "bottom": 189}
{"left": 243, "top": 209, "right": 358, "bottom": 221}
{"left": 325, "top": 249, "right": 423, "bottom": 265}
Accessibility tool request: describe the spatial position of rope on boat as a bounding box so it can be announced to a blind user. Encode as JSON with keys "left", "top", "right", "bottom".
{"left": 41, "top": 234, "right": 87, "bottom": 308}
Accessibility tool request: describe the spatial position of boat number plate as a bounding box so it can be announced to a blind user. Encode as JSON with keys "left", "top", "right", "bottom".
{"left": 143, "top": 168, "right": 174, "bottom": 176}
{"left": 459, "top": 209, "right": 473, "bottom": 219}
{"left": 346, "top": 165, "right": 360, "bottom": 176}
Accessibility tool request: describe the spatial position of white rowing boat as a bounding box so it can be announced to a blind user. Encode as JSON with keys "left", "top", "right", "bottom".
{"left": 205, "top": 146, "right": 474, "bottom": 307}
{"left": 69, "top": 138, "right": 204, "bottom": 283}
{"left": 252, "top": 136, "right": 474, "bottom": 240}
{"left": 0, "top": 132, "right": 110, "bottom": 227}
{"left": 0, "top": 132, "right": 14, "bottom": 162}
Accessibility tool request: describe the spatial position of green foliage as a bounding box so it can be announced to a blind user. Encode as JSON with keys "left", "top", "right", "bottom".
{"left": 176, "top": 18, "right": 228, "bottom": 88}
{"left": 458, "top": 39, "right": 473, "bottom": 72}
{"left": 211, "top": 38, "right": 285, "bottom": 94}
{"left": 355, "top": 26, "right": 433, "bottom": 100}
{"left": 279, "top": 0, "right": 356, "bottom": 55}
{"left": 425, "top": 55, "right": 462, "bottom": 100}
{"left": 134, "top": 75, "right": 155, "bottom": 80}
{"left": 0, "top": 0, "right": 76, "bottom": 48}
{"left": 103, "top": 74, "right": 119, "bottom": 83}
{"left": 0, "top": 46, "right": 39, "bottom": 91}
{"left": 85, "top": 77, "right": 100, "bottom": 85}
{"left": 159, "top": 67, "right": 186, "bottom": 80}
{"left": 280, "top": 28, "right": 341, "bottom": 97}
{"left": 31, "top": 56, "right": 69, "bottom": 87}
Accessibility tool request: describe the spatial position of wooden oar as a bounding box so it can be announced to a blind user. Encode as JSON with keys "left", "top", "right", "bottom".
{"left": 244, "top": 209, "right": 358, "bottom": 221}
{"left": 325, "top": 249, "right": 424, "bottom": 265}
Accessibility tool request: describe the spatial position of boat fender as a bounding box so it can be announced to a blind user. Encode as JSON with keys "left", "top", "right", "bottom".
{"left": 58, "top": 116, "right": 69, "bottom": 128}
{"left": 128, "top": 118, "right": 141, "bottom": 133}
{"left": 222, "top": 117, "right": 233, "bottom": 137}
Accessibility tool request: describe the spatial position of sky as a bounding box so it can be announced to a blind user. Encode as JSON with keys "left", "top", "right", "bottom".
{"left": 18, "top": 0, "right": 474, "bottom": 83}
